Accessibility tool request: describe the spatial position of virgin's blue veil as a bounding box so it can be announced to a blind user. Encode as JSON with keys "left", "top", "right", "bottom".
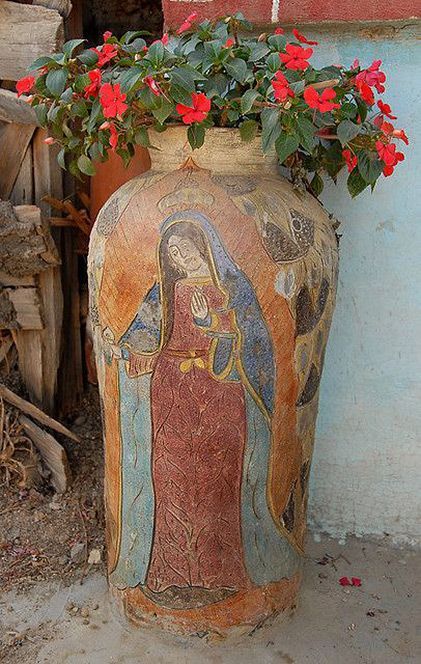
{"left": 109, "top": 211, "right": 300, "bottom": 590}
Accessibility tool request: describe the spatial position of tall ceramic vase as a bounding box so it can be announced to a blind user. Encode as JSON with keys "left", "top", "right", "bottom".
{"left": 88, "top": 127, "right": 339, "bottom": 636}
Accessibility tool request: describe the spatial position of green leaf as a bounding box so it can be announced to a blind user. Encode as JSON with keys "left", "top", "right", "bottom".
{"left": 261, "top": 107, "right": 281, "bottom": 153}
{"left": 88, "top": 141, "right": 105, "bottom": 161}
{"left": 63, "top": 39, "right": 85, "bottom": 57}
{"left": 224, "top": 58, "right": 248, "bottom": 83}
{"left": 86, "top": 99, "right": 102, "bottom": 133}
{"left": 151, "top": 97, "right": 174, "bottom": 124}
{"left": 77, "top": 49, "right": 99, "bottom": 66}
{"left": 240, "top": 89, "right": 260, "bottom": 114}
{"left": 170, "top": 84, "right": 193, "bottom": 106}
{"left": 337, "top": 120, "right": 361, "bottom": 146}
{"left": 358, "top": 151, "right": 383, "bottom": 184}
{"left": 240, "top": 119, "right": 259, "bottom": 142}
{"left": 268, "top": 34, "right": 287, "bottom": 51}
{"left": 347, "top": 168, "right": 369, "bottom": 198}
{"left": 187, "top": 123, "right": 206, "bottom": 150}
{"left": 266, "top": 52, "right": 281, "bottom": 74}
{"left": 46, "top": 69, "right": 68, "bottom": 97}
{"left": 119, "top": 66, "right": 143, "bottom": 93}
{"left": 73, "top": 73, "right": 90, "bottom": 93}
{"left": 71, "top": 99, "right": 88, "bottom": 118}
{"left": 275, "top": 132, "right": 300, "bottom": 163}
{"left": 289, "top": 80, "right": 305, "bottom": 95}
{"left": 34, "top": 103, "right": 47, "bottom": 127}
{"left": 170, "top": 67, "right": 196, "bottom": 92}
{"left": 121, "top": 30, "right": 152, "bottom": 44}
{"left": 77, "top": 154, "right": 96, "bottom": 176}
{"left": 310, "top": 172, "right": 324, "bottom": 196}
{"left": 356, "top": 97, "right": 368, "bottom": 123}
{"left": 248, "top": 43, "right": 270, "bottom": 62}
{"left": 134, "top": 126, "right": 152, "bottom": 147}
{"left": 296, "top": 115, "right": 317, "bottom": 152}
{"left": 57, "top": 148, "right": 66, "bottom": 170}
{"left": 28, "top": 56, "right": 56, "bottom": 71}
{"left": 146, "top": 41, "right": 165, "bottom": 66}
{"left": 60, "top": 87, "right": 73, "bottom": 103}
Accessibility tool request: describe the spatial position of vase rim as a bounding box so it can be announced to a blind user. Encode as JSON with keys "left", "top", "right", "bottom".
{"left": 148, "top": 125, "right": 278, "bottom": 175}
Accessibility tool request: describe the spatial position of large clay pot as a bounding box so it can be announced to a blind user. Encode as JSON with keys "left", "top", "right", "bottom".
{"left": 88, "top": 127, "right": 339, "bottom": 636}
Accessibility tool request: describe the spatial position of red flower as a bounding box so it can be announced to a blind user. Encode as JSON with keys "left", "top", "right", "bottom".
{"left": 108, "top": 123, "right": 119, "bottom": 150}
{"left": 274, "top": 27, "right": 284, "bottom": 35}
{"left": 151, "top": 33, "right": 169, "bottom": 47}
{"left": 280, "top": 44, "right": 313, "bottom": 71}
{"left": 376, "top": 140, "right": 397, "bottom": 165}
{"left": 99, "top": 121, "right": 119, "bottom": 150}
{"left": 43, "top": 136, "right": 55, "bottom": 145}
{"left": 377, "top": 100, "right": 396, "bottom": 120}
{"left": 342, "top": 149, "right": 358, "bottom": 173}
{"left": 351, "top": 577, "right": 362, "bottom": 587}
{"left": 92, "top": 43, "right": 118, "bottom": 67}
{"left": 177, "top": 12, "right": 198, "bottom": 34}
{"left": 376, "top": 140, "right": 405, "bottom": 176}
{"left": 355, "top": 79, "right": 374, "bottom": 105}
{"left": 292, "top": 29, "right": 318, "bottom": 46}
{"left": 225, "top": 38, "right": 235, "bottom": 48}
{"left": 176, "top": 92, "right": 211, "bottom": 125}
{"left": 272, "top": 71, "right": 294, "bottom": 102}
{"left": 144, "top": 75, "right": 161, "bottom": 97}
{"left": 16, "top": 75, "right": 35, "bottom": 97}
{"left": 304, "top": 86, "right": 340, "bottom": 113}
{"left": 352, "top": 59, "right": 360, "bottom": 70}
{"left": 392, "top": 128, "right": 409, "bottom": 145}
{"left": 103, "top": 31, "right": 112, "bottom": 42}
{"left": 339, "top": 576, "right": 351, "bottom": 586}
{"left": 83, "top": 69, "right": 102, "bottom": 99}
{"left": 99, "top": 83, "right": 128, "bottom": 118}
{"left": 356, "top": 60, "right": 386, "bottom": 94}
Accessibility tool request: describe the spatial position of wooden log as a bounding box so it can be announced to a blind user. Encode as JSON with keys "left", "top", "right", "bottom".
{"left": 0, "top": 271, "right": 35, "bottom": 287}
{"left": 0, "top": 202, "right": 60, "bottom": 277}
{"left": 0, "top": 334, "right": 13, "bottom": 364}
{"left": 0, "top": 384, "right": 79, "bottom": 442}
{"left": 1, "top": 287, "right": 44, "bottom": 330}
{"left": 19, "top": 415, "right": 71, "bottom": 493}
{"left": 0, "top": 89, "right": 38, "bottom": 126}
{"left": 33, "top": 128, "right": 64, "bottom": 414}
{"left": 0, "top": 2, "right": 64, "bottom": 81}
{"left": 0, "top": 122, "right": 35, "bottom": 199}
{"left": 32, "top": 1, "right": 73, "bottom": 19}
{"left": 10, "top": 144, "right": 34, "bottom": 206}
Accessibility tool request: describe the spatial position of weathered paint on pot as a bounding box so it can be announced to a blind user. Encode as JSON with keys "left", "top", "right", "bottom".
{"left": 88, "top": 127, "right": 339, "bottom": 636}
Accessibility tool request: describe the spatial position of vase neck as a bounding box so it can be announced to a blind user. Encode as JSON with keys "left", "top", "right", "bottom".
{"left": 148, "top": 127, "right": 278, "bottom": 175}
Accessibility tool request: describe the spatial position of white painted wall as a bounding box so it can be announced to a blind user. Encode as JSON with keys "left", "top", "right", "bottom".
{"left": 306, "top": 25, "right": 421, "bottom": 547}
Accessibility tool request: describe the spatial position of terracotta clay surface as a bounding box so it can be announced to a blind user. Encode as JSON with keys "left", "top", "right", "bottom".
{"left": 89, "top": 127, "right": 339, "bottom": 635}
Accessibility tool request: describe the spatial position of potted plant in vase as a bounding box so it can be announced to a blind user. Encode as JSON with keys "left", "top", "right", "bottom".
{"left": 20, "top": 12, "right": 407, "bottom": 636}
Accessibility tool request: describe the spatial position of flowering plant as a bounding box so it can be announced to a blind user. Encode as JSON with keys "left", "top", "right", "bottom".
{"left": 19, "top": 13, "right": 408, "bottom": 197}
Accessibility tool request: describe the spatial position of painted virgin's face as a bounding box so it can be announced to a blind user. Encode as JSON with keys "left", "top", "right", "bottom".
{"left": 167, "top": 234, "right": 207, "bottom": 276}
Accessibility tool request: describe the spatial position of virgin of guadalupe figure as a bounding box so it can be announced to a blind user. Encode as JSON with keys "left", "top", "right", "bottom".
{"left": 108, "top": 211, "right": 299, "bottom": 604}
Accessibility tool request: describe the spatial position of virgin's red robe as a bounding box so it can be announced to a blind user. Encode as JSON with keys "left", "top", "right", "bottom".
{"left": 145, "top": 277, "right": 249, "bottom": 592}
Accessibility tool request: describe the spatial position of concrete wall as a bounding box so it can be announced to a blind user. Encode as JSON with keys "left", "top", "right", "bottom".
{"left": 306, "top": 23, "right": 421, "bottom": 547}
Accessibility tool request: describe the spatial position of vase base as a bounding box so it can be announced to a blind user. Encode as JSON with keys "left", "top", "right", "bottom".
{"left": 110, "top": 573, "right": 301, "bottom": 638}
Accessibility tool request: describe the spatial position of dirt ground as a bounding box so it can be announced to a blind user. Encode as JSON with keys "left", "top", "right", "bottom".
{"left": 0, "top": 381, "right": 420, "bottom": 663}
{"left": 1, "top": 535, "right": 420, "bottom": 663}
{"left": 0, "top": 382, "right": 105, "bottom": 595}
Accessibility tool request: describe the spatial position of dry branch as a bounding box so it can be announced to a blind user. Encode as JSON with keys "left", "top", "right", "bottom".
{"left": 20, "top": 415, "right": 70, "bottom": 492}
{"left": 0, "top": 384, "right": 79, "bottom": 442}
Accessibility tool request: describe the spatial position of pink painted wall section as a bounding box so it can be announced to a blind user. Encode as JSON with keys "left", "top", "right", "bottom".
{"left": 163, "top": 0, "right": 420, "bottom": 27}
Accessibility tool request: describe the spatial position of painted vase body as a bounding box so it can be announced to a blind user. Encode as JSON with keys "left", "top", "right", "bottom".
{"left": 88, "top": 127, "right": 339, "bottom": 636}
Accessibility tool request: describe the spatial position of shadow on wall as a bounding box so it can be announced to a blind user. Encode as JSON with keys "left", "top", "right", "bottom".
{"left": 83, "top": 0, "right": 163, "bottom": 44}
